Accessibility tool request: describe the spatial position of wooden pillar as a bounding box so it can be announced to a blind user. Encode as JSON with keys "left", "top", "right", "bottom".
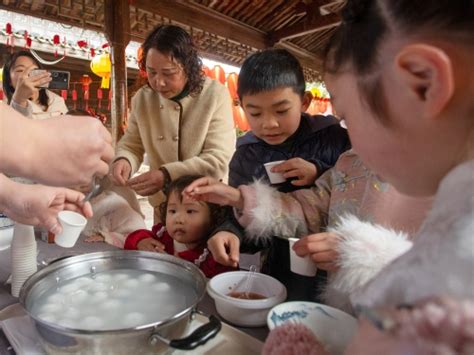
{"left": 104, "top": 0, "right": 130, "bottom": 146}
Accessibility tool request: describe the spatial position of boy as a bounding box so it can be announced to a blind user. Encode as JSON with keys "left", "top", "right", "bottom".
{"left": 212, "top": 49, "right": 350, "bottom": 300}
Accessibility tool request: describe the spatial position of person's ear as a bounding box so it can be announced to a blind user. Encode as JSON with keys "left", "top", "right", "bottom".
{"left": 395, "top": 44, "right": 454, "bottom": 118}
{"left": 301, "top": 91, "right": 313, "bottom": 112}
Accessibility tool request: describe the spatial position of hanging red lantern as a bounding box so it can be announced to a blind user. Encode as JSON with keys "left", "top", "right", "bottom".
{"left": 202, "top": 66, "right": 211, "bottom": 78}
{"left": 210, "top": 65, "right": 225, "bottom": 84}
{"left": 72, "top": 85, "right": 78, "bottom": 110}
{"left": 317, "top": 98, "right": 328, "bottom": 114}
{"left": 5, "top": 23, "right": 13, "bottom": 47}
{"left": 81, "top": 75, "right": 92, "bottom": 109}
{"left": 90, "top": 48, "right": 95, "bottom": 57}
{"left": 61, "top": 90, "right": 68, "bottom": 100}
{"left": 90, "top": 53, "right": 111, "bottom": 89}
{"left": 137, "top": 46, "right": 147, "bottom": 78}
{"left": 53, "top": 34, "right": 60, "bottom": 57}
{"left": 232, "top": 104, "right": 250, "bottom": 131}
{"left": 97, "top": 88, "right": 103, "bottom": 111}
{"left": 226, "top": 72, "right": 239, "bottom": 101}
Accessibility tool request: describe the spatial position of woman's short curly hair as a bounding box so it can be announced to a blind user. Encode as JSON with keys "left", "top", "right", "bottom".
{"left": 159, "top": 175, "right": 229, "bottom": 236}
{"left": 139, "top": 25, "right": 205, "bottom": 96}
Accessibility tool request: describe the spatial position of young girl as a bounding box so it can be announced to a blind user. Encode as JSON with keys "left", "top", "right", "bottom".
{"left": 3, "top": 51, "right": 68, "bottom": 119}
{"left": 124, "top": 175, "right": 238, "bottom": 278}
{"left": 186, "top": 0, "right": 473, "bottom": 308}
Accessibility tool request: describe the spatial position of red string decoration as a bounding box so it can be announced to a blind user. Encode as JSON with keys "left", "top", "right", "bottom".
{"left": 81, "top": 75, "right": 92, "bottom": 110}
{"left": 108, "top": 88, "right": 113, "bottom": 111}
{"left": 53, "top": 34, "right": 60, "bottom": 57}
{"left": 97, "top": 88, "right": 103, "bottom": 111}
{"left": 72, "top": 87, "right": 78, "bottom": 110}
{"left": 5, "top": 23, "right": 13, "bottom": 47}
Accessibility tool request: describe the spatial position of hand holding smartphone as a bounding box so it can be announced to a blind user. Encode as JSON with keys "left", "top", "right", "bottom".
{"left": 29, "top": 69, "right": 70, "bottom": 90}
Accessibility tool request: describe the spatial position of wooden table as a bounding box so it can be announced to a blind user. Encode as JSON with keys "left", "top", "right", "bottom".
{"left": 0, "top": 235, "right": 268, "bottom": 353}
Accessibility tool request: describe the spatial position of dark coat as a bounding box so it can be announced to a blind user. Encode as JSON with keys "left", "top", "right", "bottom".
{"left": 229, "top": 113, "right": 351, "bottom": 192}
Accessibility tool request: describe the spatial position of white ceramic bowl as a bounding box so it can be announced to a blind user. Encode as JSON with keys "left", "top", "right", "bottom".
{"left": 267, "top": 301, "right": 357, "bottom": 355}
{"left": 207, "top": 271, "right": 287, "bottom": 327}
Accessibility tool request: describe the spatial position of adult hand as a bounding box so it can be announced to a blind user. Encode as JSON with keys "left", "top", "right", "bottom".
{"left": 207, "top": 231, "right": 240, "bottom": 267}
{"left": 292, "top": 232, "right": 341, "bottom": 272}
{"left": 110, "top": 159, "right": 132, "bottom": 186}
{"left": 271, "top": 158, "right": 318, "bottom": 186}
{"left": 11, "top": 66, "right": 51, "bottom": 107}
{"left": 29, "top": 116, "right": 114, "bottom": 186}
{"left": 127, "top": 169, "right": 164, "bottom": 196}
{"left": 137, "top": 238, "right": 165, "bottom": 252}
{"left": 0, "top": 176, "right": 92, "bottom": 234}
{"left": 184, "top": 177, "right": 243, "bottom": 209}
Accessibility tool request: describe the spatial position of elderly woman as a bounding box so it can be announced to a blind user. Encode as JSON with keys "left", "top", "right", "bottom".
{"left": 111, "top": 25, "right": 236, "bottom": 222}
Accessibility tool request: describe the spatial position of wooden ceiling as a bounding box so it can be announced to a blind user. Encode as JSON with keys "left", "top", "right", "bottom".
{"left": 0, "top": 0, "right": 344, "bottom": 81}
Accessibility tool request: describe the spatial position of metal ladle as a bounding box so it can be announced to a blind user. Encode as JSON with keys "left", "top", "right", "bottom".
{"left": 82, "top": 176, "right": 102, "bottom": 203}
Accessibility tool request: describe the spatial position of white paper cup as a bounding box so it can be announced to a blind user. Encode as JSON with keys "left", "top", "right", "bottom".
{"left": 264, "top": 160, "right": 286, "bottom": 184}
{"left": 288, "top": 238, "right": 317, "bottom": 276}
{"left": 54, "top": 211, "right": 87, "bottom": 248}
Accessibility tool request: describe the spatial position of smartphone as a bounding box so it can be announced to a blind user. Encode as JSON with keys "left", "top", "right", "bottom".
{"left": 29, "top": 69, "right": 70, "bottom": 90}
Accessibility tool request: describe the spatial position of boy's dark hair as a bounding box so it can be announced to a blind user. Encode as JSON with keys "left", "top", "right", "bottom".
{"left": 139, "top": 25, "right": 205, "bottom": 97}
{"left": 324, "top": 0, "right": 474, "bottom": 120}
{"left": 237, "top": 48, "right": 305, "bottom": 101}
{"left": 2, "top": 50, "right": 49, "bottom": 107}
{"left": 159, "top": 175, "right": 228, "bottom": 235}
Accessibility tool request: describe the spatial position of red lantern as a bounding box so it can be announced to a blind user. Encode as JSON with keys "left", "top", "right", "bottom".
{"left": 211, "top": 65, "right": 225, "bottom": 84}
{"left": 137, "top": 46, "right": 147, "bottom": 78}
{"left": 5, "top": 23, "right": 13, "bottom": 47}
{"left": 202, "top": 66, "right": 211, "bottom": 78}
{"left": 232, "top": 104, "right": 250, "bottom": 131}
{"left": 317, "top": 98, "right": 328, "bottom": 114}
{"left": 81, "top": 75, "right": 92, "bottom": 109}
{"left": 53, "top": 34, "right": 60, "bottom": 57}
{"left": 226, "top": 72, "right": 239, "bottom": 100}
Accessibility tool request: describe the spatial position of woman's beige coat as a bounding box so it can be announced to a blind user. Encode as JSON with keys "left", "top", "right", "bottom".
{"left": 115, "top": 77, "right": 236, "bottom": 219}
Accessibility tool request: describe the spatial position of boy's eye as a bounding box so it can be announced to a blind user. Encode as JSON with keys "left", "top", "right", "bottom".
{"left": 187, "top": 209, "right": 197, "bottom": 214}
{"left": 248, "top": 112, "right": 261, "bottom": 118}
{"left": 276, "top": 109, "right": 290, "bottom": 115}
{"left": 167, "top": 209, "right": 176, "bottom": 214}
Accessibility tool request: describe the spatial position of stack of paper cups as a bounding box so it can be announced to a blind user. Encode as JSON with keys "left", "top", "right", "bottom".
{"left": 11, "top": 223, "right": 37, "bottom": 297}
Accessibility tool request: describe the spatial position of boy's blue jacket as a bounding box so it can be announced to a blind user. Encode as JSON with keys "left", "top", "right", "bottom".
{"left": 229, "top": 113, "right": 351, "bottom": 192}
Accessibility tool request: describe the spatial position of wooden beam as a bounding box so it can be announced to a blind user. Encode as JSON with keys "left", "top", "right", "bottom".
{"left": 104, "top": 0, "right": 130, "bottom": 146}
{"left": 275, "top": 41, "right": 323, "bottom": 74}
{"left": 133, "top": 0, "right": 269, "bottom": 49}
{"left": 271, "top": 13, "right": 340, "bottom": 42}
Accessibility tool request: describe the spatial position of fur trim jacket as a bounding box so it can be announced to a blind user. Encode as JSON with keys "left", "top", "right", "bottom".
{"left": 233, "top": 151, "right": 433, "bottom": 309}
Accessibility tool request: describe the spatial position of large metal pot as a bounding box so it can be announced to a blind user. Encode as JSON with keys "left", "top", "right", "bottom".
{"left": 19, "top": 251, "right": 221, "bottom": 354}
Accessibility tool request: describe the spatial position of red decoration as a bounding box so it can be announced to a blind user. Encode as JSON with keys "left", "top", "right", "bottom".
{"left": 210, "top": 65, "right": 226, "bottom": 84}
{"left": 53, "top": 34, "right": 60, "bottom": 57}
{"left": 101, "top": 43, "right": 109, "bottom": 49}
{"left": 72, "top": 87, "right": 78, "bottom": 109}
{"left": 97, "top": 88, "right": 103, "bottom": 111}
{"left": 232, "top": 104, "right": 250, "bottom": 131}
{"left": 108, "top": 88, "right": 113, "bottom": 110}
{"left": 61, "top": 90, "right": 68, "bottom": 100}
{"left": 226, "top": 72, "right": 239, "bottom": 101}
{"left": 202, "top": 66, "right": 211, "bottom": 78}
{"left": 136, "top": 46, "right": 147, "bottom": 78}
{"left": 5, "top": 23, "right": 13, "bottom": 47}
{"left": 0, "top": 90, "right": 4, "bottom": 101}
{"left": 80, "top": 75, "right": 92, "bottom": 110}
{"left": 90, "top": 48, "right": 95, "bottom": 57}
{"left": 77, "top": 40, "right": 88, "bottom": 48}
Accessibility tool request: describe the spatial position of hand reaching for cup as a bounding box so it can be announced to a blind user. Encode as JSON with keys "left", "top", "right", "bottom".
{"left": 0, "top": 174, "right": 92, "bottom": 234}
{"left": 270, "top": 158, "right": 318, "bottom": 187}
{"left": 292, "top": 232, "right": 341, "bottom": 272}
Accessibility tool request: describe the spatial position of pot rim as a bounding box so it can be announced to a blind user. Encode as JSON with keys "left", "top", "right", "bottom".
{"left": 19, "top": 250, "right": 207, "bottom": 334}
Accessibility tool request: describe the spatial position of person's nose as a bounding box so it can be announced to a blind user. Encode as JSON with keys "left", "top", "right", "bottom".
{"left": 174, "top": 212, "right": 184, "bottom": 224}
{"left": 262, "top": 115, "right": 279, "bottom": 130}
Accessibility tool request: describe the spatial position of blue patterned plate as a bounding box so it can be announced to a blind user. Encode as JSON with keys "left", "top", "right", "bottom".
{"left": 267, "top": 301, "right": 357, "bottom": 355}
